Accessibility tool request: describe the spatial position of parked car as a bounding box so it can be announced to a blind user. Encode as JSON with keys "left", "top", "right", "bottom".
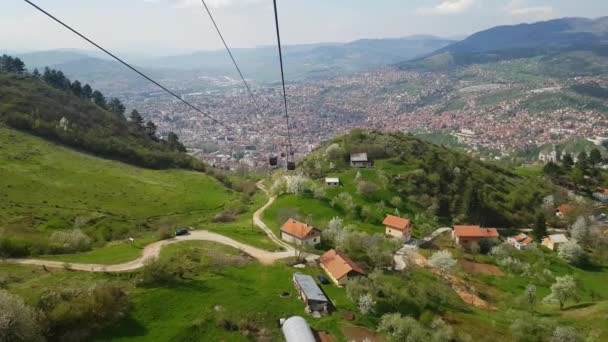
{"left": 175, "top": 228, "right": 189, "bottom": 236}
{"left": 317, "top": 275, "right": 330, "bottom": 284}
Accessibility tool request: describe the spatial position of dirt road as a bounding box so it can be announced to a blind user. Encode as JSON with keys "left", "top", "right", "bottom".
{"left": 3, "top": 230, "right": 296, "bottom": 272}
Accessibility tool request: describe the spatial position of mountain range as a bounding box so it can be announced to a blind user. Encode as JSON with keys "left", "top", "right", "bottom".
{"left": 401, "top": 16, "right": 608, "bottom": 73}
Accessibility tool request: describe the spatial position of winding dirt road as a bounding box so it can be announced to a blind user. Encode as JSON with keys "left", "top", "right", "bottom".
{"left": 2, "top": 182, "right": 300, "bottom": 272}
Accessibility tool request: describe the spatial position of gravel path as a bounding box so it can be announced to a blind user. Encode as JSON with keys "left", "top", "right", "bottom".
{"left": 3, "top": 231, "right": 296, "bottom": 272}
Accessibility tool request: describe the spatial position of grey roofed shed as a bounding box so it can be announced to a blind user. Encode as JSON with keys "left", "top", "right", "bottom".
{"left": 350, "top": 153, "right": 368, "bottom": 162}
{"left": 282, "top": 316, "right": 316, "bottom": 342}
{"left": 293, "top": 273, "right": 328, "bottom": 303}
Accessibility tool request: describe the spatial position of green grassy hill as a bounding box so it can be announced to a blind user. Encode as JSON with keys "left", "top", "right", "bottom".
{"left": 266, "top": 130, "right": 552, "bottom": 236}
{"left": 0, "top": 72, "right": 199, "bottom": 170}
{"left": 0, "top": 125, "right": 262, "bottom": 258}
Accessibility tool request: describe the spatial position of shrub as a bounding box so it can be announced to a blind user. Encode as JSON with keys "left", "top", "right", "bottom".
{"left": 158, "top": 227, "right": 173, "bottom": 240}
{"left": 49, "top": 229, "right": 92, "bottom": 254}
{"left": 36, "top": 282, "right": 129, "bottom": 341}
{"left": 558, "top": 240, "right": 585, "bottom": 265}
{"left": 0, "top": 290, "right": 43, "bottom": 342}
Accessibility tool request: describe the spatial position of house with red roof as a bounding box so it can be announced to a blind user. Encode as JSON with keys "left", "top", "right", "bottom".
{"left": 280, "top": 219, "right": 321, "bottom": 246}
{"left": 452, "top": 225, "right": 500, "bottom": 247}
{"left": 319, "top": 249, "right": 365, "bottom": 286}
{"left": 507, "top": 233, "right": 534, "bottom": 250}
{"left": 383, "top": 214, "right": 412, "bottom": 241}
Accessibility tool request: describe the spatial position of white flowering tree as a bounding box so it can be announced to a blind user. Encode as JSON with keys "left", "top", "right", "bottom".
{"left": 358, "top": 293, "right": 376, "bottom": 315}
{"left": 428, "top": 250, "right": 457, "bottom": 276}
{"left": 285, "top": 174, "right": 308, "bottom": 195}
{"left": 558, "top": 240, "right": 585, "bottom": 265}
{"left": 543, "top": 275, "right": 578, "bottom": 310}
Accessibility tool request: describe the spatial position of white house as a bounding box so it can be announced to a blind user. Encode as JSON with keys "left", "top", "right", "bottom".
{"left": 280, "top": 219, "right": 321, "bottom": 246}
{"left": 325, "top": 177, "right": 340, "bottom": 186}
{"left": 507, "top": 233, "right": 533, "bottom": 250}
{"left": 542, "top": 234, "right": 569, "bottom": 251}
{"left": 350, "top": 153, "right": 371, "bottom": 168}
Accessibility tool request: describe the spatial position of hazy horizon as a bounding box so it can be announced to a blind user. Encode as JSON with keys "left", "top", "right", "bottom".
{"left": 3, "top": 0, "right": 607, "bottom": 56}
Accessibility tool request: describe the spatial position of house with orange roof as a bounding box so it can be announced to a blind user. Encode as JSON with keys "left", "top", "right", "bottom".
{"left": 319, "top": 249, "right": 365, "bottom": 286}
{"left": 280, "top": 219, "right": 321, "bottom": 246}
{"left": 383, "top": 214, "right": 413, "bottom": 241}
{"left": 555, "top": 204, "right": 576, "bottom": 219}
{"left": 507, "top": 233, "right": 534, "bottom": 250}
{"left": 452, "top": 225, "right": 500, "bottom": 246}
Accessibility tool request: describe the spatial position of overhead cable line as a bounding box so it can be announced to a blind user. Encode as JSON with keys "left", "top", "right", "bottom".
{"left": 200, "top": 0, "right": 265, "bottom": 118}
{"left": 22, "top": 0, "right": 238, "bottom": 134}
{"left": 272, "top": 0, "right": 294, "bottom": 156}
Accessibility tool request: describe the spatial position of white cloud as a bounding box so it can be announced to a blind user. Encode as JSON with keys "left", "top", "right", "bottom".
{"left": 416, "top": 0, "right": 476, "bottom": 16}
{"left": 144, "top": 0, "right": 265, "bottom": 9}
{"left": 504, "top": 0, "right": 556, "bottom": 20}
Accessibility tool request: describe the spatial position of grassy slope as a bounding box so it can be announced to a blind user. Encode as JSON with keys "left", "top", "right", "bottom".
{"left": 267, "top": 131, "right": 551, "bottom": 237}
{"left": 0, "top": 125, "right": 274, "bottom": 259}
{"left": 424, "top": 233, "right": 608, "bottom": 340}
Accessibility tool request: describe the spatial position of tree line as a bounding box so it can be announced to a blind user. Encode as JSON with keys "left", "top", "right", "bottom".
{"left": 0, "top": 53, "right": 189, "bottom": 166}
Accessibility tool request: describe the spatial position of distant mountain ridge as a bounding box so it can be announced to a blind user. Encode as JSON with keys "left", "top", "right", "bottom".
{"left": 13, "top": 36, "right": 453, "bottom": 89}
{"left": 401, "top": 16, "right": 608, "bottom": 72}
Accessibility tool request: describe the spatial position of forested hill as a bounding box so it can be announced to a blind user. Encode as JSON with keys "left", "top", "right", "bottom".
{"left": 0, "top": 55, "right": 199, "bottom": 171}
{"left": 299, "top": 130, "right": 552, "bottom": 228}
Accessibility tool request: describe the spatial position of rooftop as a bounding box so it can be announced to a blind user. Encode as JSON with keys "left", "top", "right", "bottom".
{"left": 383, "top": 214, "right": 411, "bottom": 231}
{"left": 281, "top": 219, "right": 319, "bottom": 239}
{"left": 547, "top": 234, "right": 569, "bottom": 243}
{"left": 350, "top": 153, "right": 368, "bottom": 162}
{"left": 293, "top": 273, "right": 328, "bottom": 303}
{"left": 320, "top": 249, "right": 365, "bottom": 280}
{"left": 453, "top": 225, "right": 500, "bottom": 238}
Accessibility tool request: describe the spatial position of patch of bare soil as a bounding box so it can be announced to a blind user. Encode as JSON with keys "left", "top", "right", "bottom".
{"left": 460, "top": 259, "right": 504, "bottom": 276}
{"left": 411, "top": 251, "right": 497, "bottom": 311}
{"left": 340, "top": 325, "right": 384, "bottom": 342}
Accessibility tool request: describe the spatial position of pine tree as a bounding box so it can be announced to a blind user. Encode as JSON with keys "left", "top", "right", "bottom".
{"left": 71, "top": 80, "right": 83, "bottom": 98}
{"left": 145, "top": 121, "right": 157, "bottom": 138}
{"left": 167, "top": 132, "right": 186, "bottom": 152}
{"left": 92, "top": 90, "right": 107, "bottom": 109}
{"left": 129, "top": 110, "right": 144, "bottom": 128}
{"left": 32, "top": 68, "right": 41, "bottom": 78}
{"left": 82, "top": 84, "right": 93, "bottom": 99}
{"left": 533, "top": 212, "right": 547, "bottom": 241}
{"left": 589, "top": 148, "right": 602, "bottom": 165}
{"left": 108, "top": 98, "right": 126, "bottom": 116}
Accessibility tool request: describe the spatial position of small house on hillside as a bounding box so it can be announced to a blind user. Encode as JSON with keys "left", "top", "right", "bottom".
{"left": 507, "top": 233, "right": 533, "bottom": 250}
{"left": 383, "top": 214, "right": 413, "bottom": 241}
{"left": 350, "top": 153, "right": 372, "bottom": 168}
{"left": 280, "top": 219, "right": 321, "bottom": 246}
{"left": 325, "top": 177, "right": 340, "bottom": 187}
{"left": 319, "top": 249, "right": 365, "bottom": 286}
{"left": 292, "top": 273, "right": 330, "bottom": 314}
{"left": 555, "top": 204, "right": 576, "bottom": 219}
{"left": 542, "top": 234, "right": 569, "bottom": 251}
{"left": 452, "top": 225, "right": 500, "bottom": 246}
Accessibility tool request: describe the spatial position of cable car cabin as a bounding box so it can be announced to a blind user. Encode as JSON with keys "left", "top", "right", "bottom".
{"left": 289, "top": 150, "right": 295, "bottom": 156}
{"left": 280, "top": 152, "right": 286, "bottom": 158}
{"left": 269, "top": 156, "right": 278, "bottom": 166}
{"left": 287, "top": 161, "right": 296, "bottom": 171}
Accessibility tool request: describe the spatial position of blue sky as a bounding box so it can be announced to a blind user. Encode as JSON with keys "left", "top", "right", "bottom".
{"left": 3, "top": 0, "right": 608, "bottom": 55}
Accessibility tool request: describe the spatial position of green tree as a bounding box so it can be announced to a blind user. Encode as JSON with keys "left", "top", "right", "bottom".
{"left": 82, "top": 84, "right": 93, "bottom": 99}
{"left": 129, "top": 109, "right": 144, "bottom": 128}
{"left": 589, "top": 148, "right": 602, "bottom": 165}
{"left": 562, "top": 153, "right": 574, "bottom": 169}
{"left": 71, "top": 80, "right": 82, "bottom": 98}
{"left": 543, "top": 161, "right": 561, "bottom": 177}
{"left": 533, "top": 212, "right": 547, "bottom": 241}
{"left": 145, "top": 121, "right": 157, "bottom": 139}
{"left": 543, "top": 275, "right": 578, "bottom": 310}
{"left": 32, "top": 68, "right": 40, "bottom": 78}
{"left": 167, "top": 132, "right": 186, "bottom": 152}
{"left": 108, "top": 98, "right": 126, "bottom": 116}
{"left": 92, "top": 90, "right": 107, "bottom": 109}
